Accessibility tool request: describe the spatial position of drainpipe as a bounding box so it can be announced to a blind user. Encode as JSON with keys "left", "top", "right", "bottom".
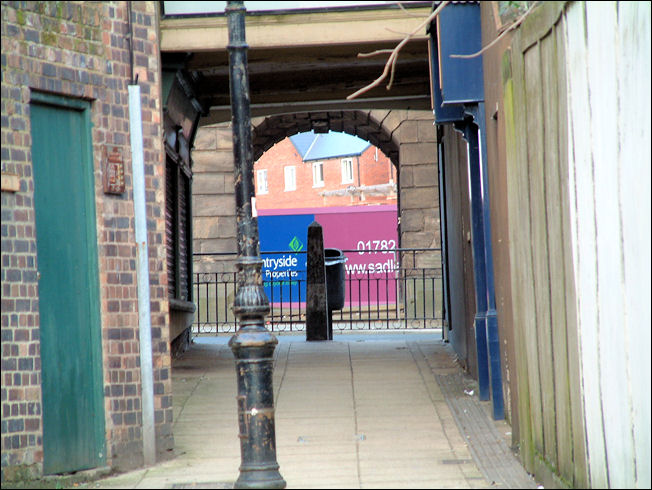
{"left": 356, "top": 155, "right": 362, "bottom": 201}
{"left": 437, "top": 129, "right": 451, "bottom": 343}
{"left": 129, "top": 84, "right": 157, "bottom": 465}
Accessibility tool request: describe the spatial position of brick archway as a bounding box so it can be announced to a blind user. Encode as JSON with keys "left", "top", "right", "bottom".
{"left": 192, "top": 108, "right": 440, "bottom": 271}
{"left": 252, "top": 110, "right": 400, "bottom": 168}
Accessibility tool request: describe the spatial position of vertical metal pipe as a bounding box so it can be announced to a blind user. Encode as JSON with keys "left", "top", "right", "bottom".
{"left": 464, "top": 121, "right": 491, "bottom": 402}
{"left": 437, "top": 135, "right": 451, "bottom": 342}
{"left": 225, "top": 2, "right": 286, "bottom": 488}
{"left": 128, "top": 84, "right": 156, "bottom": 466}
{"left": 475, "top": 103, "right": 504, "bottom": 420}
{"left": 464, "top": 103, "right": 504, "bottom": 419}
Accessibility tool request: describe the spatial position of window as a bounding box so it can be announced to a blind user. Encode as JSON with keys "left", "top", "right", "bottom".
{"left": 341, "top": 158, "right": 353, "bottom": 184}
{"left": 257, "top": 169, "right": 268, "bottom": 194}
{"left": 284, "top": 166, "right": 296, "bottom": 191}
{"left": 312, "top": 161, "right": 324, "bottom": 187}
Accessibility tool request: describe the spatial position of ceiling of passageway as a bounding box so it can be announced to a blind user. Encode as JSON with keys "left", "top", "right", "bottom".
{"left": 160, "top": 2, "right": 434, "bottom": 125}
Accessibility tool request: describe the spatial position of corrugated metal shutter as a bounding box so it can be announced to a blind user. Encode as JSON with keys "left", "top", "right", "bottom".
{"left": 165, "top": 158, "right": 177, "bottom": 298}
{"left": 165, "top": 150, "right": 193, "bottom": 302}
{"left": 177, "top": 175, "right": 189, "bottom": 301}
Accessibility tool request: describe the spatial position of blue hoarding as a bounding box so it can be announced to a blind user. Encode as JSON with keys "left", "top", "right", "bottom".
{"left": 258, "top": 213, "right": 314, "bottom": 303}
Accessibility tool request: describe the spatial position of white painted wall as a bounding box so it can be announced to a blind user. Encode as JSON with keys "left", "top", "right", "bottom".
{"left": 565, "top": 2, "right": 651, "bottom": 488}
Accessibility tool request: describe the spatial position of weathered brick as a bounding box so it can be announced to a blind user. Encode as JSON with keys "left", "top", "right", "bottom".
{"left": 1, "top": 5, "right": 174, "bottom": 464}
{"left": 18, "top": 359, "right": 33, "bottom": 371}
{"left": 8, "top": 419, "right": 24, "bottom": 433}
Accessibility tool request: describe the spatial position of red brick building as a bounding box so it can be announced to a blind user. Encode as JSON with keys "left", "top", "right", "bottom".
{"left": 253, "top": 131, "right": 397, "bottom": 210}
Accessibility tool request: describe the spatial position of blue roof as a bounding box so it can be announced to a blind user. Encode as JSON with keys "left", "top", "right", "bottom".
{"left": 289, "top": 131, "right": 370, "bottom": 161}
{"left": 289, "top": 131, "right": 316, "bottom": 156}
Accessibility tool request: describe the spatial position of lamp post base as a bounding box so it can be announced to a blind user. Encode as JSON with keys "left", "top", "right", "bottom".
{"left": 234, "top": 466, "right": 287, "bottom": 489}
{"left": 229, "top": 325, "right": 286, "bottom": 489}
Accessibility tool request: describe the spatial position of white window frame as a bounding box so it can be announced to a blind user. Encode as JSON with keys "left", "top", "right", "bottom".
{"left": 341, "top": 158, "right": 354, "bottom": 184}
{"left": 284, "top": 165, "right": 296, "bottom": 191}
{"left": 256, "top": 169, "right": 268, "bottom": 194}
{"left": 312, "top": 161, "right": 324, "bottom": 188}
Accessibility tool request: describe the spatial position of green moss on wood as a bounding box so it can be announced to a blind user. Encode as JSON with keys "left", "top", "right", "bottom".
{"left": 501, "top": 50, "right": 512, "bottom": 85}
{"left": 533, "top": 449, "right": 573, "bottom": 489}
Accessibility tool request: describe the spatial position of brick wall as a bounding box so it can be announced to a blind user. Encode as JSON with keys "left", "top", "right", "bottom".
{"left": 1, "top": 1, "right": 172, "bottom": 479}
{"left": 253, "top": 138, "right": 396, "bottom": 209}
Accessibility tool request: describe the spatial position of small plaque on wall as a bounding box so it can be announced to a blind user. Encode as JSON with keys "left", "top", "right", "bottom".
{"left": 103, "top": 146, "right": 125, "bottom": 194}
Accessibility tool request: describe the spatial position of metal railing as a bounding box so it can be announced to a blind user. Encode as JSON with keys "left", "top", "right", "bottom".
{"left": 192, "top": 248, "right": 443, "bottom": 334}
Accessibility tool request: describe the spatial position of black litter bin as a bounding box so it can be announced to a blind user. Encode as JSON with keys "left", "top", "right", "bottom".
{"left": 324, "top": 248, "right": 347, "bottom": 310}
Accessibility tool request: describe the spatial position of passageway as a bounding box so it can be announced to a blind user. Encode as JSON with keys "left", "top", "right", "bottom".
{"left": 153, "top": 332, "right": 535, "bottom": 489}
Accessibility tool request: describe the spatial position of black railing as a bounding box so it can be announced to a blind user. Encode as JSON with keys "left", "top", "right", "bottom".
{"left": 192, "top": 248, "right": 443, "bottom": 334}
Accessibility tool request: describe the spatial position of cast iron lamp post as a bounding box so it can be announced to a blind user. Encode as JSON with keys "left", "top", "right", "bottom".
{"left": 226, "top": 2, "right": 286, "bottom": 488}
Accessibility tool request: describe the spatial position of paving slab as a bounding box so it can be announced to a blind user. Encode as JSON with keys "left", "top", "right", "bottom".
{"left": 73, "top": 331, "right": 540, "bottom": 489}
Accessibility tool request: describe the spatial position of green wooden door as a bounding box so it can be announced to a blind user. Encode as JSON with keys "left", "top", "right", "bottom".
{"left": 30, "top": 94, "right": 106, "bottom": 474}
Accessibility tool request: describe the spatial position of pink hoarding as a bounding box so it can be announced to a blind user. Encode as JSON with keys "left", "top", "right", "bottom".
{"left": 260, "top": 205, "right": 398, "bottom": 306}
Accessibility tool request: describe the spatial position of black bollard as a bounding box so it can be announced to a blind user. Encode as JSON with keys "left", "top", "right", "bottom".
{"left": 306, "top": 222, "right": 329, "bottom": 341}
{"left": 225, "top": 2, "right": 285, "bottom": 488}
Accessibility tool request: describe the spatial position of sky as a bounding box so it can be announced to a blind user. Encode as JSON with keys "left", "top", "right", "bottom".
{"left": 163, "top": 1, "right": 414, "bottom": 15}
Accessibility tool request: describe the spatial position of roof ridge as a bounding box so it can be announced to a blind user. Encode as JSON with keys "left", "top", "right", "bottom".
{"left": 302, "top": 133, "right": 320, "bottom": 161}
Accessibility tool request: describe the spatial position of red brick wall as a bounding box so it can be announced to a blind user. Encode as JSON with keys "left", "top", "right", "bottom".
{"left": 253, "top": 137, "right": 396, "bottom": 210}
{"left": 1, "top": 1, "right": 171, "bottom": 478}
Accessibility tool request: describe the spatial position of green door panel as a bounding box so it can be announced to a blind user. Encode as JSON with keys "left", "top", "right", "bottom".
{"left": 30, "top": 95, "right": 106, "bottom": 474}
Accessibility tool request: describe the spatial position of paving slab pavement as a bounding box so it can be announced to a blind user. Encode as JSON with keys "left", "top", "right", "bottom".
{"left": 75, "top": 330, "right": 539, "bottom": 489}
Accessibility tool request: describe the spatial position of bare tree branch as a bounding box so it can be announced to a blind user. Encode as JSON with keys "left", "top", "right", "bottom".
{"left": 395, "top": 2, "right": 424, "bottom": 18}
{"left": 347, "top": 0, "right": 450, "bottom": 100}
{"left": 357, "top": 49, "right": 395, "bottom": 58}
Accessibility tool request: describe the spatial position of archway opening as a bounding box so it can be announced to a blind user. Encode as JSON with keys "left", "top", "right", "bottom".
{"left": 253, "top": 130, "right": 401, "bottom": 332}
{"left": 191, "top": 109, "right": 443, "bottom": 336}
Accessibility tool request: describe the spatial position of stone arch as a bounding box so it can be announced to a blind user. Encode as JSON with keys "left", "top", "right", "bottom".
{"left": 192, "top": 108, "right": 440, "bottom": 272}
{"left": 251, "top": 110, "right": 400, "bottom": 168}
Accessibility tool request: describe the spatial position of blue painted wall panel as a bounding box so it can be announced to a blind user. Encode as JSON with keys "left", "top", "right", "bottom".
{"left": 438, "top": 3, "right": 484, "bottom": 104}
{"left": 429, "top": 32, "right": 466, "bottom": 123}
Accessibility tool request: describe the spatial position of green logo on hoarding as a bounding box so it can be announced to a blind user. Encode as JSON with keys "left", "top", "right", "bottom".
{"left": 288, "top": 236, "right": 304, "bottom": 252}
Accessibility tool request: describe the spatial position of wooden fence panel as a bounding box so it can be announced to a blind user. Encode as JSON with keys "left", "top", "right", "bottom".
{"left": 555, "top": 14, "right": 587, "bottom": 489}
{"left": 541, "top": 26, "right": 574, "bottom": 480}
{"left": 502, "top": 50, "right": 533, "bottom": 474}
{"left": 616, "top": 3, "right": 652, "bottom": 487}
{"left": 505, "top": 29, "right": 542, "bottom": 474}
{"left": 503, "top": 1, "right": 648, "bottom": 487}
{"left": 586, "top": 3, "right": 635, "bottom": 487}
{"left": 525, "top": 40, "right": 558, "bottom": 466}
{"left": 504, "top": 2, "right": 588, "bottom": 486}
{"left": 565, "top": 2, "right": 650, "bottom": 487}
{"left": 565, "top": 2, "right": 608, "bottom": 487}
